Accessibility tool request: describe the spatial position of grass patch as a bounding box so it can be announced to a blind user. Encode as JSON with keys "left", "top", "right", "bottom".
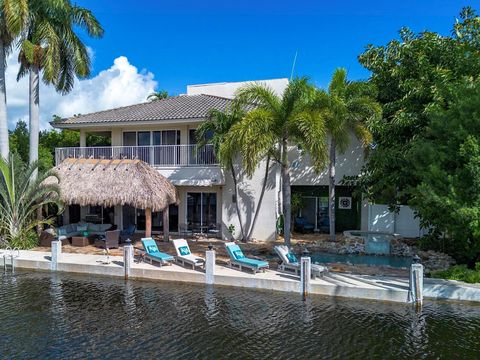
{"left": 433, "top": 263, "right": 480, "bottom": 284}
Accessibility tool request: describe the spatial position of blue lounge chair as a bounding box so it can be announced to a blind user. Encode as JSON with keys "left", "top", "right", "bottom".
{"left": 225, "top": 242, "right": 269, "bottom": 274}
{"left": 141, "top": 238, "right": 174, "bottom": 267}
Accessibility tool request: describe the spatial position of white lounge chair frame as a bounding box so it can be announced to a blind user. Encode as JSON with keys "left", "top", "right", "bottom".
{"left": 225, "top": 242, "right": 269, "bottom": 274}
{"left": 274, "top": 245, "right": 327, "bottom": 278}
{"left": 172, "top": 239, "right": 205, "bottom": 270}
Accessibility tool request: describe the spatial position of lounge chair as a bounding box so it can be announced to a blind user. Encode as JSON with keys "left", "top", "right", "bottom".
{"left": 141, "top": 238, "right": 174, "bottom": 267}
{"left": 172, "top": 239, "right": 205, "bottom": 270}
{"left": 225, "top": 242, "right": 269, "bottom": 274}
{"left": 274, "top": 245, "right": 327, "bottom": 278}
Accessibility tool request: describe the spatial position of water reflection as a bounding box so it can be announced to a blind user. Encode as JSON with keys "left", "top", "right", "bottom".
{"left": 0, "top": 271, "right": 479, "bottom": 359}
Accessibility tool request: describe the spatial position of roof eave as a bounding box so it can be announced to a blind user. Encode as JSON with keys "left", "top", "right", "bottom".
{"left": 51, "top": 117, "right": 208, "bottom": 129}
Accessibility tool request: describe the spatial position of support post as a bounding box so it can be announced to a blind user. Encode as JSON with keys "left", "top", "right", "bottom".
{"left": 145, "top": 208, "right": 152, "bottom": 238}
{"left": 205, "top": 250, "right": 215, "bottom": 285}
{"left": 51, "top": 239, "right": 62, "bottom": 271}
{"left": 163, "top": 206, "right": 169, "bottom": 242}
{"left": 124, "top": 240, "right": 134, "bottom": 280}
{"left": 300, "top": 256, "right": 311, "bottom": 299}
{"left": 409, "top": 262, "right": 424, "bottom": 305}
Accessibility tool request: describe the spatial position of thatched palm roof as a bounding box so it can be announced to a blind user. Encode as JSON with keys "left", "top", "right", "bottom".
{"left": 46, "top": 158, "right": 178, "bottom": 211}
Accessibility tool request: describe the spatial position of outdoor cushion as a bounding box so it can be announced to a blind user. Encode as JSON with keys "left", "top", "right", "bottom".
{"left": 286, "top": 253, "right": 298, "bottom": 263}
{"left": 65, "top": 224, "right": 74, "bottom": 233}
{"left": 233, "top": 250, "right": 244, "bottom": 259}
{"left": 148, "top": 251, "right": 174, "bottom": 262}
{"left": 179, "top": 246, "right": 190, "bottom": 256}
{"left": 58, "top": 228, "right": 67, "bottom": 236}
{"left": 77, "top": 225, "right": 88, "bottom": 232}
{"left": 236, "top": 257, "right": 268, "bottom": 269}
{"left": 147, "top": 245, "right": 159, "bottom": 253}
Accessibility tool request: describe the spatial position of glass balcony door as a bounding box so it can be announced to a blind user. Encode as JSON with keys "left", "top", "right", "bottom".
{"left": 186, "top": 192, "right": 217, "bottom": 233}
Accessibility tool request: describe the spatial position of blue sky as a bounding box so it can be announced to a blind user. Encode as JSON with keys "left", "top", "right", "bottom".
{"left": 82, "top": 0, "right": 475, "bottom": 93}
{"left": 6, "top": 0, "right": 477, "bottom": 129}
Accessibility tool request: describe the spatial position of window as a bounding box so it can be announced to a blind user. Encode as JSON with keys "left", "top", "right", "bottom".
{"left": 187, "top": 192, "right": 217, "bottom": 232}
{"left": 123, "top": 132, "right": 136, "bottom": 146}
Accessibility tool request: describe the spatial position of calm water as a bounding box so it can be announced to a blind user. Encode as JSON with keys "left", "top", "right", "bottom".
{"left": 1, "top": 271, "right": 479, "bottom": 359}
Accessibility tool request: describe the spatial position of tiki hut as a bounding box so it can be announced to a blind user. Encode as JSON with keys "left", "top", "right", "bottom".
{"left": 46, "top": 158, "right": 179, "bottom": 238}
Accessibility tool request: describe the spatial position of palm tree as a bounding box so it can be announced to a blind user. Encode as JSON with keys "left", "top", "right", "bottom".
{"left": 0, "top": 0, "right": 29, "bottom": 159}
{"left": 196, "top": 105, "right": 247, "bottom": 241}
{"left": 147, "top": 90, "right": 169, "bottom": 101}
{"left": 314, "top": 68, "right": 381, "bottom": 241}
{"left": 17, "top": 0, "right": 103, "bottom": 174}
{"left": 0, "top": 153, "right": 61, "bottom": 248}
{"left": 224, "top": 78, "right": 329, "bottom": 246}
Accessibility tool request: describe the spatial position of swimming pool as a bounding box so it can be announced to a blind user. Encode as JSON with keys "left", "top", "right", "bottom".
{"left": 310, "top": 251, "right": 412, "bottom": 268}
{"left": 345, "top": 230, "right": 398, "bottom": 255}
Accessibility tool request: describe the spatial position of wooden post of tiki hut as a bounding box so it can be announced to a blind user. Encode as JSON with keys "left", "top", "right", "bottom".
{"left": 44, "top": 159, "right": 179, "bottom": 241}
{"left": 163, "top": 206, "right": 169, "bottom": 242}
{"left": 145, "top": 208, "right": 152, "bottom": 238}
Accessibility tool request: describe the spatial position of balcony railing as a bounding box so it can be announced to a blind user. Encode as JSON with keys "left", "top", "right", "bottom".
{"left": 55, "top": 145, "right": 218, "bottom": 167}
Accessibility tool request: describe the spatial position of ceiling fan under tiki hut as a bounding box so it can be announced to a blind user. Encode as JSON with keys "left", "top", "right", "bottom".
{"left": 46, "top": 158, "right": 179, "bottom": 239}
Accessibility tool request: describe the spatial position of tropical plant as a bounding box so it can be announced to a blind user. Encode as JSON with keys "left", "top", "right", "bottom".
{"left": 223, "top": 78, "right": 329, "bottom": 246}
{"left": 196, "top": 105, "right": 247, "bottom": 241}
{"left": 0, "top": 0, "right": 29, "bottom": 159}
{"left": 0, "top": 153, "right": 61, "bottom": 249}
{"left": 147, "top": 90, "right": 169, "bottom": 101}
{"left": 313, "top": 69, "right": 381, "bottom": 241}
{"left": 17, "top": 0, "right": 103, "bottom": 174}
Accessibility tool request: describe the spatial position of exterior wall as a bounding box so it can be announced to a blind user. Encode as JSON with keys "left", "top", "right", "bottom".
{"left": 222, "top": 158, "right": 278, "bottom": 241}
{"left": 187, "top": 78, "right": 288, "bottom": 98}
{"left": 290, "top": 135, "right": 365, "bottom": 186}
{"left": 365, "top": 204, "right": 424, "bottom": 238}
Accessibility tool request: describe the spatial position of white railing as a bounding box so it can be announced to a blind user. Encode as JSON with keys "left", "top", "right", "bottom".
{"left": 55, "top": 145, "right": 218, "bottom": 167}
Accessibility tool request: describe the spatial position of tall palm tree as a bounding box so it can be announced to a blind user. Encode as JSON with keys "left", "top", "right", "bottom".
{"left": 0, "top": 153, "right": 61, "bottom": 248}
{"left": 147, "top": 90, "right": 169, "bottom": 101}
{"left": 0, "top": 0, "right": 29, "bottom": 159}
{"left": 17, "top": 0, "right": 103, "bottom": 174}
{"left": 196, "top": 105, "right": 247, "bottom": 241}
{"left": 314, "top": 68, "right": 381, "bottom": 241}
{"left": 224, "top": 78, "right": 328, "bottom": 246}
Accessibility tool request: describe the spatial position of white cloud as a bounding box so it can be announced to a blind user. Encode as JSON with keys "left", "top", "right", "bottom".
{"left": 6, "top": 52, "right": 158, "bottom": 130}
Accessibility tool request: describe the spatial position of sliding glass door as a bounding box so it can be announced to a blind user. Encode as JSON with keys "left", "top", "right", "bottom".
{"left": 186, "top": 192, "right": 217, "bottom": 232}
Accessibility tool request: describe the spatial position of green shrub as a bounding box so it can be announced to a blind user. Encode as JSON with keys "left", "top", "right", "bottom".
{"left": 8, "top": 231, "right": 39, "bottom": 250}
{"left": 433, "top": 263, "right": 480, "bottom": 284}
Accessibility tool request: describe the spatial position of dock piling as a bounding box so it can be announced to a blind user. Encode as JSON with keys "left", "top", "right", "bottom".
{"left": 124, "top": 240, "right": 134, "bottom": 280}
{"left": 300, "top": 257, "right": 311, "bottom": 299}
{"left": 205, "top": 250, "right": 215, "bottom": 285}
{"left": 51, "top": 240, "right": 62, "bottom": 271}
{"left": 409, "top": 259, "right": 424, "bottom": 305}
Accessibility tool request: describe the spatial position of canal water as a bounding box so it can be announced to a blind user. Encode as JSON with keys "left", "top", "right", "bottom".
{"left": 0, "top": 271, "right": 479, "bottom": 359}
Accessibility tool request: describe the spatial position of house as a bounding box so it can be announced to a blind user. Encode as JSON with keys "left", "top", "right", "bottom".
{"left": 52, "top": 78, "right": 416, "bottom": 240}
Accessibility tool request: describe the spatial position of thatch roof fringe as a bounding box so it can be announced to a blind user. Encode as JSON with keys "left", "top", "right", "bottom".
{"left": 46, "top": 158, "right": 179, "bottom": 212}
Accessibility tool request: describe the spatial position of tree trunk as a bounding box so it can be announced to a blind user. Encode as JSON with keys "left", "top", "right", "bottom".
{"left": 281, "top": 140, "right": 291, "bottom": 247}
{"left": 29, "top": 66, "right": 40, "bottom": 171}
{"left": 0, "top": 40, "right": 9, "bottom": 160}
{"left": 246, "top": 156, "right": 270, "bottom": 241}
{"left": 163, "top": 206, "right": 169, "bottom": 242}
{"left": 230, "top": 162, "right": 245, "bottom": 241}
{"left": 145, "top": 208, "right": 152, "bottom": 238}
{"left": 329, "top": 139, "right": 336, "bottom": 241}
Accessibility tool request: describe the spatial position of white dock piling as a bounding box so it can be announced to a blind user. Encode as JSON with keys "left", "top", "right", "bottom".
{"left": 124, "top": 242, "right": 134, "bottom": 280}
{"left": 300, "top": 257, "right": 311, "bottom": 298}
{"left": 51, "top": 240, "right": 62, "bottom": 271}
{"left": 409, "top": 263, "right": 424, "bottom": 305}
{"left": 205, "top": 250, "right": 215, "bottom": 285}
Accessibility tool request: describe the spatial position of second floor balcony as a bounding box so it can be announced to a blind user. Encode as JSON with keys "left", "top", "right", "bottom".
{"left": 55, "top": 144, "right": 218, "bottom": 167}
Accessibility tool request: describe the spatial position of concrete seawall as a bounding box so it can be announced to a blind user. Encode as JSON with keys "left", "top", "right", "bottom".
{"left": 3, "top": 250, "right": 480, "bottom": 304}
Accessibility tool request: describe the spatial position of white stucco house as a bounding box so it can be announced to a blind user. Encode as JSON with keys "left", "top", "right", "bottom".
{"left": 52, "top": 78, "right": 421, "bottom": 240}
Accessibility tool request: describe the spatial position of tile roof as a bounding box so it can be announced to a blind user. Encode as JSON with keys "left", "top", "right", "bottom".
{"left": 51, "top": 94, "right": 235, "bottom": 127}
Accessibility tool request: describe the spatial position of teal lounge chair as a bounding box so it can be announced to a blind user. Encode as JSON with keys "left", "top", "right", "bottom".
{"left": 141, "top": 238, "right": 174, "bottom": 267}
{"left": 225, "top": 242, "right": 269, "bottom": 274}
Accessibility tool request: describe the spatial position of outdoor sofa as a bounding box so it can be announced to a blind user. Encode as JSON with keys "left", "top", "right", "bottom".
{"left": 141, "top": 238, "right": 174, "bottom": 267}
{"left": 274, "top": 245, "right": 327, "bottom": 278}
{"left": 57, "top": 222, "right": 112, "bottom": 238}
{"left": 225, "top": 242, "right": 269, "bottom": 274}
{"left": 172, "top": 239, "right": 205, "bottom": 270}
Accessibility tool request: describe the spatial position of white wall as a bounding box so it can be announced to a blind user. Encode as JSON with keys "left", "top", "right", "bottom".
{"left": 187, "top": 78, "right": 289, "bottom": 99}
{"left": 290, "top": 135, "right": 365, "bottom": 186}
{"left": 364, "top": 204, "right": 424, "bottom": 238}
{"left": 222, "top": 158, "right": 278, "bottom": 241}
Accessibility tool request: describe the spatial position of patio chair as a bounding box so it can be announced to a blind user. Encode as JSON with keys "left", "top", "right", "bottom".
{"left": 172, "top": 239, "right": 205, "bottom": 270}
{"left": 95, "top": 230, "right": 121, "bottom": 249}
{"left": 141, "top": 238, "right": 174, "bottom": 267}
{"left": 294, "top": 217, "right": 315, "bottom": 233}
{"left": 225, "top": 242, "right": 269, "bottom": 274}
{"left": 120, "top": 224, "right": 136, "bottom": 242}
{"left": 274, "top": 245, "right": 327, "bottom": 278}
{"left": 207, "top": 223, "right": 222, "bottom": 239}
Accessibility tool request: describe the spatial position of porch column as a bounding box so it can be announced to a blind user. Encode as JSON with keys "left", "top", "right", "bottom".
{"left": 80, "top": 129, "right": 87, "bottom": 147}
{"left": 163, "top": 206, "right": 169, "bottom": 241}
{"left": 145, "top": 208, "right": 152, "bottom": 238}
